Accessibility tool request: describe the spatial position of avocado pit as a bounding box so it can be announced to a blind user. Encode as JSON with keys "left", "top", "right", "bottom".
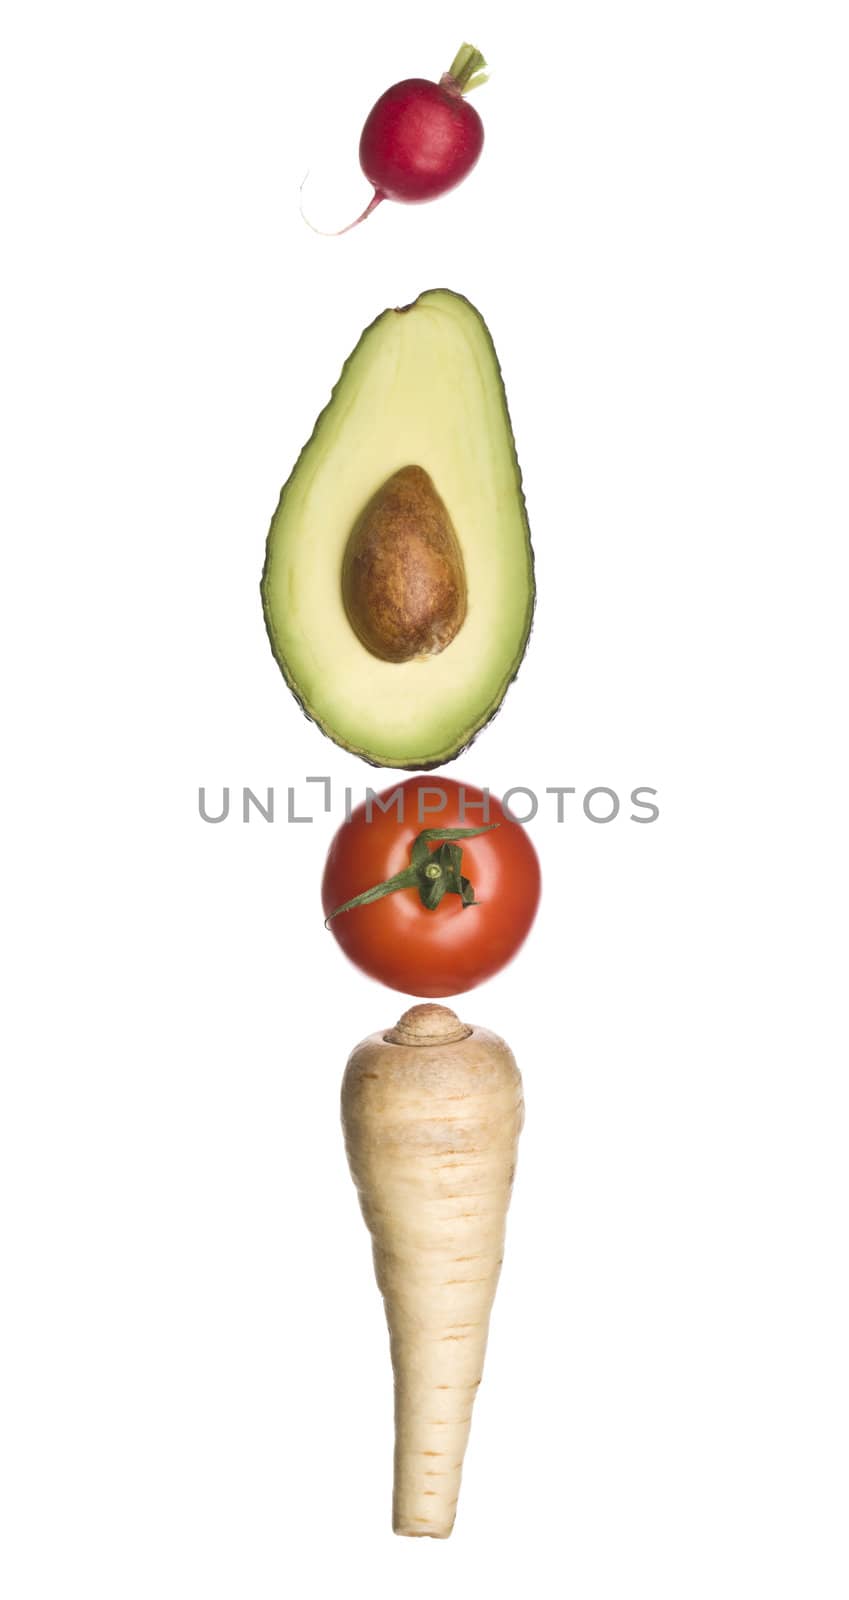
{"left": 342, "top": 465, "right": 467, "bottom": 664}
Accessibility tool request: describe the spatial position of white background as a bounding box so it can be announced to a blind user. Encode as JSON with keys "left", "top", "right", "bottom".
{"left": 2, "top": 0, "right": 847, "bottom": 1594}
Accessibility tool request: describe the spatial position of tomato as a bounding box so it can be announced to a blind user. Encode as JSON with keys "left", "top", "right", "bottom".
{"left": 321, "top": 777, "right": 541, "bottom": 997}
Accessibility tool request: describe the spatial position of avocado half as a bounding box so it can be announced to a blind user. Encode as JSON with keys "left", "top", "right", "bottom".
{"left": 261, "top": 288, "right": 535, "bottom": 770}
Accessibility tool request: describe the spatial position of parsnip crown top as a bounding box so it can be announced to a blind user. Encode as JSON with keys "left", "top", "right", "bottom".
{"left": 385, "top": 1004, "right": 472, "bottom": 1047}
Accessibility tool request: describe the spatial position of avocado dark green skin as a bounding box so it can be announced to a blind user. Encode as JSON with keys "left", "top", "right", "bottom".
{"left": 260, "top": 289, "right": 536, "bottom": 772}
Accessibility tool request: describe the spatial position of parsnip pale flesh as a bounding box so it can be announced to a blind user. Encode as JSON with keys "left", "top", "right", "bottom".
{"left": 341, "top": 1003, "right": 524, "bottom": 1537}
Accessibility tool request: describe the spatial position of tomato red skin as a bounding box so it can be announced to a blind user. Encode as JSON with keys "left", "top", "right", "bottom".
{"left": 321, "top": 778, "right": 541, "bottom": 998}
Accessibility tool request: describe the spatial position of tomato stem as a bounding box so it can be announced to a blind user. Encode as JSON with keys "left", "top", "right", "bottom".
{"left": 324, "top": 825, "right": 499, "bottom": 925}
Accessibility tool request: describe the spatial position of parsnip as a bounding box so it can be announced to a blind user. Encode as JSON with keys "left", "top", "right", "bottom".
{"left": 342, "top": 1002, "right": 524, "bottom": 1538}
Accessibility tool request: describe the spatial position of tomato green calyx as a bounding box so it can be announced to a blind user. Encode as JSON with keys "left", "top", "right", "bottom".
{"left": 324, "top": 825, "right": 499, "bottom": 925}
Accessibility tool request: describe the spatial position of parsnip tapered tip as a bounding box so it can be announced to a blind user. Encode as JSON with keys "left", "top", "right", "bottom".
{"left": 393, "top": 1524, "right": 453, "bottom": 1539}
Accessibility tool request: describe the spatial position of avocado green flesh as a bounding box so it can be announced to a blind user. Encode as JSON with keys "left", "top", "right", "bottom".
{"left": 261, "top": 289, "right": 535, "bottom": 769}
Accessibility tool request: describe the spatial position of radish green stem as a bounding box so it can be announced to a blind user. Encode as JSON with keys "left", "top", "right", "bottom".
{"left": 442, "top": 42, "right": 488, "bottom": 94}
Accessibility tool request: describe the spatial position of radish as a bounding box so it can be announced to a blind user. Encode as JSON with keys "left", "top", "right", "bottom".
{"left": 303, "top": 43, "right": 488, "bottom": 236}
{"left": 342, "top": 1001, "right": 524, "bottom": 1537}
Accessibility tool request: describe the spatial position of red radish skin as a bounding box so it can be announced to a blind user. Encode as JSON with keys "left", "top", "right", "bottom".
{"left": 302, "top": 43, "right": 488, "bottom": 236}
{"left": 360, "top": 77, "right": 484, "bottom": 203}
